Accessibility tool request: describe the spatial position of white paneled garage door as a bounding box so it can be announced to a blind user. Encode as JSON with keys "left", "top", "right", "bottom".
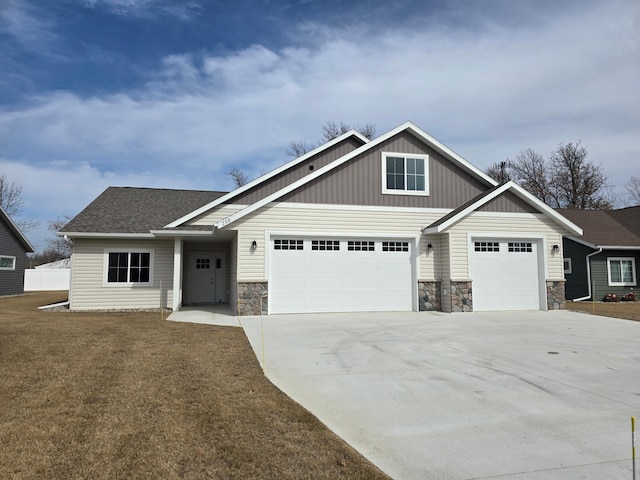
{"left": 270, "top": 237, "right": 414, "bottom": 314}
{"left": 470, "top": 238, "right": 543, "bottom": 311}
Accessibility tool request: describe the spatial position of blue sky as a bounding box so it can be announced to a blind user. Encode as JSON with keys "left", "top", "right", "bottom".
{"left": 1, "top": 0, "right": 638, "bottom": 251}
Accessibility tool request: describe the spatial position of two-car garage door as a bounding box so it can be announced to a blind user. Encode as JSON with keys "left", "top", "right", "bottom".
{"left": 470, "top": 238, "right": 543, "bottom": 311}
{"left": 270, "top": 237, "right": 414, "bottom": 314}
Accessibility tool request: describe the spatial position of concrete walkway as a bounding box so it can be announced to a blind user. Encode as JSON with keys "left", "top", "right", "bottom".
{"left": 167, "top": 305, "right": 240, "bottom": 326}
{"left": 241, "top": 310, "right": 640, "bottom": 480}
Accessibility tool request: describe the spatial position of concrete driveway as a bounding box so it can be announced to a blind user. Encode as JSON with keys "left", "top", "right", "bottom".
{"left": 240, "top": 310, "right": 640, "bottom": 480}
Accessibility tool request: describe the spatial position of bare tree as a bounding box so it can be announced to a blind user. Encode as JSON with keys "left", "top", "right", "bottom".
{"left": 228, "top": 168, "right": 249, "bottom": 188}
{"left": 547, "top": 141, "right": 610, "bottom": 209}
{"left": 0, "top": 172, "right": 38, "bottom": 231}
{"left": 0, "top": 172, "right": 25, "bottom": 217}
{"left": 490, "top": 143, "right": 611, "bottom": 209}
{"left": 287, "top": 121, "right": 377, "bottom": 158}
{"left": 625, "top": 176, "right": 640, "bottom": 206}
{"left": 47, "top": 216, "right": 73, "bottom": 258}
{"left": 485, "top": 161, "right": 513, "bottom": 184}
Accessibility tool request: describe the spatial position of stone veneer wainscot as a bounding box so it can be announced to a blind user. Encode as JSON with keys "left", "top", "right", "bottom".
{"left": 237, "top": 282, "right": 268, "bottom": 316}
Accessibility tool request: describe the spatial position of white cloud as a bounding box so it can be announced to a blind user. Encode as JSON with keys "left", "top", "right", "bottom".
{"left": 0, "top": 0, "right": 56, "bottom": 48}
{"left": 1, "top": 0, "right": 638, "bottom": 251}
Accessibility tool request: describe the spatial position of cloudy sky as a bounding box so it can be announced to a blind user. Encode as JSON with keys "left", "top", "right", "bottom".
{"left": 1, "top": 0, "right": 638, "bottom": 250}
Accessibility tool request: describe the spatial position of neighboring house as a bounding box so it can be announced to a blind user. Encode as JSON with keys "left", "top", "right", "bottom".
{"left": 0, "top": 206, "right": 35, "bottom": 296}
{"left": 60, "top": 121, "right": 582, "bottom": 315}
{"left": 558, "top": 206, "right": 640, "bottom": 302}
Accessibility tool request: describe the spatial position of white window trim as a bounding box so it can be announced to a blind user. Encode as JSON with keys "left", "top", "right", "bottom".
{"left": 0, "top": 255, "right": 16, "bottom": 270}
{"left": 607, "top": 257, "right": 636, "bottom": 286}
{"left": 381, "top": 152, "right": 430, "bottom": 196}
{"left": 563, "top": 258, "right": 572, "bottom": 274}
{"left": 103, "top": 248, "right": 155, "bottom": 287}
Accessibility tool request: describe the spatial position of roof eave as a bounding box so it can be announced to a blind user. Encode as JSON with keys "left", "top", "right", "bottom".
{"left": 58, "top": 232, "right": 155, "bottom": 239}
{"left": 0, "top": 206, "right": 35, "bottom": 252}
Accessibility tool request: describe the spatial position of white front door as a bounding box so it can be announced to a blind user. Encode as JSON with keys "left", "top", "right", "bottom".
{"left": 189, "top": 253, "right": 226, "bottom": 304}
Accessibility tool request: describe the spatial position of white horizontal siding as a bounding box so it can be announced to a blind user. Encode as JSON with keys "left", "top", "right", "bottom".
{"left": 188, "top": 205, "right": 245, "bottom": 227}
{"left": 70, "top": 238, "right": 174, "bottom": 310}
{"left": 448, "top": 213, "right": 566, "bottom": 280}
{"left": 231, "top": 204, "right": 443, "bottom": 281}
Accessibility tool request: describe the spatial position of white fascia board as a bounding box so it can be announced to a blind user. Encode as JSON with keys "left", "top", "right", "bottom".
{"left": 422, "top": 181, "right": 584, "bottom": 236}
{"left": 566, "top": 236, "right": 640, "bottom": 251}
{"left": 149, "top": 230, "right": 213, "bottom": 237}
{"left": 422, "top": 183, "right": 511, "bottom": 234}
{"left": 164, "top": 130, "right": 369, "bottom": 228}
{"left": 216, "top": 121, "right": 496, "bottom": 229}
{"left": 0, "top": 205, "right": 35, "bottom": 252}
{"left": 57, "top": 232, "right": 155, "bottom": 239}
{"left": 505, "top": 182, "right": 583, "bottom": 236}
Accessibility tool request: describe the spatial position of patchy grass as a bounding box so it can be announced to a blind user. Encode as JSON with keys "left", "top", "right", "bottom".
{"left": 0, "top": 292, "right": 390, "bottom": 480}
{"left": 565, "top": 300, "right": 640, "bottom": 322}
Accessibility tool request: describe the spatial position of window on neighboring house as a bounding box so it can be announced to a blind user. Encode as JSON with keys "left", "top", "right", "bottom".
{"left": 105, "top": 251, "right": 153, "bottom": 285}
{"left": 607, "top": 257, "right": 636, "bottom": 286}
{"left": 382, "top": 152, "right": 429, "bottom": 195}
{"left": 563, "top": 258, "right": 572, "bottom": 275}
{"left": 0, "top": 255, "right": 16, "bottom": 270}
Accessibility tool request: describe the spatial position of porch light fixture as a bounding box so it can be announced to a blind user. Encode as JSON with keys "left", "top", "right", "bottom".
{"left": 427, "top": 243, "right": 433, "bottom": 253}
{"left": 251, "top": 240, "right": 258, "bottom": 251}
{"left": 552, "top": 244, "right": 560, "bottom": 253}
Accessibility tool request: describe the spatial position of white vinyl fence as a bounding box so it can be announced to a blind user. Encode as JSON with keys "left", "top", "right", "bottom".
{"left": 24, "top": 269, "right": 70, "bottom": 291}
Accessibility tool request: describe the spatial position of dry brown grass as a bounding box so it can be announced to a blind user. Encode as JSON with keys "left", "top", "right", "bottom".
{"left": 565, "top": 300, "right": 640, "bottom": 322}
{"left": 0, "top": 292, "right": 390, "bottom": 480}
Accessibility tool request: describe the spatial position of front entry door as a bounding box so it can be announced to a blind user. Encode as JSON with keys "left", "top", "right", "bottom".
{"left": 189, "top": 253, "right": 226, "bottom": 304}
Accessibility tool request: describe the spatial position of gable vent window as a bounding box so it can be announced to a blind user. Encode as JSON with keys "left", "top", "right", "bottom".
{"left": 105, "top": 251, "right": 153, "bottom": 285}
{"left": 474, "top": 241, "right": 500, "bottom": 252}
{"left": 508, "top": 242, "right": 533, "bottom": 253}
{"left": 382, "top": 152, "right": 429, "bottom": 196}
{"left": 312, "top": 240, "right": 340, "bottom": 251}
{"left": 274, "top": 239, "right": 303, "bottom": 250}
{"left": 382, "top": 241, "right": 409, "bottom": 252}
{"left": 347, "top": 241, "right": 375, "bottom": 251}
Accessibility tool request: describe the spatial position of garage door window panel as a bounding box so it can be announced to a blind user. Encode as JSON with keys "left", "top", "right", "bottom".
{"left": 274, "top": 239, "right": 303, "bottom": 250}
{"left": 382, "top": 241, "right": 409, "bottom": 252}
{"left": 508, "top": 242, "right": 533, "bottom": 253}
{"left": 348, "top": 241, "right": 375, "bottom": 251}
{"left": 607, "top": 257, "right": 636, "bottom": 286}
{"left": 311, "top": 240, "right": 340, "bottom": 251}
{"left": 474, "top": 241, "right": 499, "bottom": 252}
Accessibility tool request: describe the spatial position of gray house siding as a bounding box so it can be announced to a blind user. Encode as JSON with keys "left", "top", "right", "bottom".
{"left": 590, "top": 249, "right": 640, "bottom": 301}
{"left": 229, "top": 137, "right": 364, "bottom": 205}
{"left": 478, "top": 191, "right": 539, "bottom": 214}
{"left": 278, "top": 131, "right": 491, "bottom": 209}
{"left": 562, "top": 238, "right": 593, "bottom": 300}
{"left": 0, "top": 215, "right": 28, "bottom": 296}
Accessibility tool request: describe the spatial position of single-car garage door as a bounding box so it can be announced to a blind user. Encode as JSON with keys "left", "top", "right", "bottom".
{"left": 470, "top": 238, "right": 543, "bottom": 311}
{"left": 270, "top": 237, "right": 414, "bottom": 314}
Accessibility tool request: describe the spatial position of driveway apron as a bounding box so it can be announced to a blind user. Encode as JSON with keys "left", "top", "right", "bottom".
{"left": 240, "top": 310, "right": 640, "bottom": 480}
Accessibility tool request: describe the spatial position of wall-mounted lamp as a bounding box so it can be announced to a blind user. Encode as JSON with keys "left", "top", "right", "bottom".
{"left": 251, "top": 240, "right": 258, "bottom": 251}
{"left": 552, "top": 244, "right": 559, "bottom": 253}
{"left": 427, "top": 243, "right": 433, "bottom": 253}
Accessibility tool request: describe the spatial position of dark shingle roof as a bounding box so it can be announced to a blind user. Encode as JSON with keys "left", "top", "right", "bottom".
{"left": 556, "top": 208, "right": 640, "bottom": 247}
{"left": 61, "top": 187, "right": 227, "bottom": 234}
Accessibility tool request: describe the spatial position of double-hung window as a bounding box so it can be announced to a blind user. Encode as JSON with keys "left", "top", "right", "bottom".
{"left": 607, "top": 257, "right": 636, "bottom": 286}
{"left": 382, "top": 152, "right": 429, "bottom": 195}
{"left": 0, "top": 255, "right": 16, "bottom": 270}
{"left": 104, "top": 250, "right": 153, "bottom": 285}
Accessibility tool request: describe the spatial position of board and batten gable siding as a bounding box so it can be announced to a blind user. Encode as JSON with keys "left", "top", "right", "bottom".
{"left": 229, "top": 137, "right": 364, "bottom": 205}
{"left": 562, "top": 238, "right": 593, "bottom": 300}
{"left": 447, "top": 212, "right": 567, "bottom": 281}
{"left": 0, "top": 216, "right": 27, "bottom": 296}
{"left": 478, "top": 190, "right": 539, "bottom": 214}
{"left": 69, "top": 238, "right": 174, "bottom": 310}
{"left": 230, "top": 204, "right": 443, "bottom": 281}
{"left": 278, "top": 131, "right": 489, "bottom": 209}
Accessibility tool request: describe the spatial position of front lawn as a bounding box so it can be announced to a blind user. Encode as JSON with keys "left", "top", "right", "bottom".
{"left": 0, "top": 292, "right": 389, "bottom": 480}
{"left": 564, "top": 299, "right": 640, "bottom": 321}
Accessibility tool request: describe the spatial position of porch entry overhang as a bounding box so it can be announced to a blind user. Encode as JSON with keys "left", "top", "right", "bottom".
{"left": 159, "top": 232, "right": 234, "bottom": 312}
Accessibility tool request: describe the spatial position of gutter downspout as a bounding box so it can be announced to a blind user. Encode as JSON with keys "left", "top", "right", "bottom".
{"left": 573, "top": 247, "right": 603, "bottom": 302}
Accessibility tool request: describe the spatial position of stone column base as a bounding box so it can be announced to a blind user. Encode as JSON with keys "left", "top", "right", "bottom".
{"left": 237, "top": 282, "right": 268, "bottom": 316}
{"left": 450, "top": 281, "right": 473, "bottom": 312}
{"left": 546, "top": 280, "right": 565, "bottom": 310}
{"left": 418, "top": 281, "right": 442, "bottom": 311}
